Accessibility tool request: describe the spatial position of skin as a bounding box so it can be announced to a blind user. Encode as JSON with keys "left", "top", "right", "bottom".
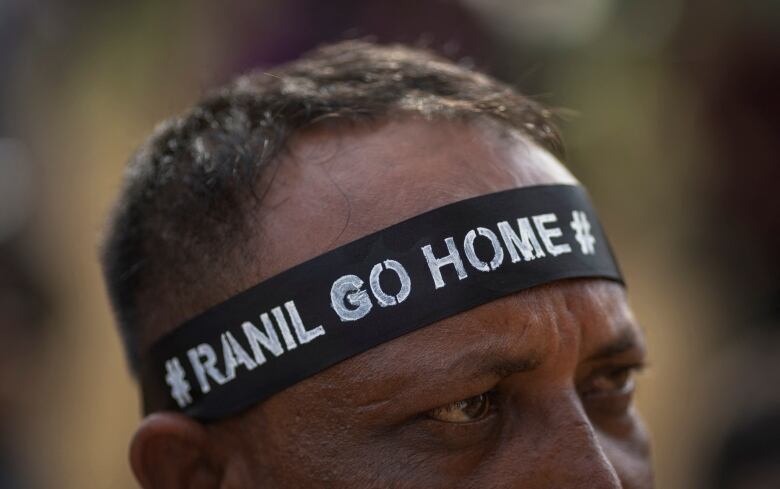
{"left": 131, "top": 117, "right": 653, "bottom": 488}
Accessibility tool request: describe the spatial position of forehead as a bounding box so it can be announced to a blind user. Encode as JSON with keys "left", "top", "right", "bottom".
{"left": 235, "top": 116, "right": 633, "bottom": 388}
{"left": 247, "top": 117, "right": 577, "bottom": 282}
{"left": 246, "top": 278, "right": 642, "bottom": 443}
{"left": 227, "top": 117, "right": 640, "bottom": 428}
{"left": 293, "top": 278, "right": 638, "bottom": 399}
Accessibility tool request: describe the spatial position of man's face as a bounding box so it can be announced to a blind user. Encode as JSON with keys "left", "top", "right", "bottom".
{"left": 155, "top": 119, "right": 653, "bottom": 488}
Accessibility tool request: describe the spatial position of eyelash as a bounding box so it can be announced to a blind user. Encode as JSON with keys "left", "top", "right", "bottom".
{"left": 581, "top": 363, "right": 644, "bottom": 395}
{"left": 426, "top": 390, "right": 499, "bottom": 424}
{"left": 578, "top": 363, "right": 645, "bottom": 417}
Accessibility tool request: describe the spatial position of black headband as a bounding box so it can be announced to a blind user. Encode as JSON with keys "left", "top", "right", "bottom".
{"left": 141, "top": 184, "right": 623, "bottom": 420}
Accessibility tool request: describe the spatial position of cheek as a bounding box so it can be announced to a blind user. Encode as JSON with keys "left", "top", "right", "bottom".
{"left": 226, "top": 400, "right": 347, "bottom": 486}
{"left": 451, "top": 397, "right": 653, "bottom": 489}
{"left": 597, "top": 411, "right": 654, "bottom": 488}
{"left": 238, "top": 403, "right": 653, "bottom": 489}
{"left": 261, "top": 438, "right": 418, "bottom": 487}
{"left": 241, "top": 403, "right": 444, "bottom": 488}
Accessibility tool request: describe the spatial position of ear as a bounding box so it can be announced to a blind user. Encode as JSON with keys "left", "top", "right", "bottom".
{"left": 130, "top": 413, "right": 221, "bottom": 489}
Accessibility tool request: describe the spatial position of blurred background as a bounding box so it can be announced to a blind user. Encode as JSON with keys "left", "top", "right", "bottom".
{"left": 1, "top": 0, "right": 779, "bottom": 487}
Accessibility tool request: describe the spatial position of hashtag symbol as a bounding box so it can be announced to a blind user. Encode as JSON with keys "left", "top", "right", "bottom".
{"left": 570, "top": 210, "right": 596, "bottom": 255}
{"left": 165, "top": 357, "right": 192, "bottom": 408}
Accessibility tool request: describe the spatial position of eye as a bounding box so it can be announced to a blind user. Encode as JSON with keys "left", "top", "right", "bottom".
{"left": 580, "top": 364, "right": 644, "bottom": 416}
{"left": 427, "top": 393, "right": 492, "bottom": 423}
{"left": 583, "top": 365, "right": 638, "bottom": 397}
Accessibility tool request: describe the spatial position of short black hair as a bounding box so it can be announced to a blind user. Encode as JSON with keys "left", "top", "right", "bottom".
{"left": 100, "top": 40, "right": 563, "bottom": 374}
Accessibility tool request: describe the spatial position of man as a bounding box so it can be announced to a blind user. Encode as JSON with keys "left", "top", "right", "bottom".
{"left": 101, "top": 41, "right": 652, "bottom": 488}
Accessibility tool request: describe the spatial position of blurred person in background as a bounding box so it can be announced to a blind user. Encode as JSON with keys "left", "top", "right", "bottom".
{"left": 0, "top": 145, "right": 49, "bottom": 489}
{"left": 707, "top": 411, "right": 780, "bottom": 489}
{"left": 673, "top": 4, "right": 780, "bottom": 488}
{"left": 100, "top": 41, "right": 653, "bottom": 488}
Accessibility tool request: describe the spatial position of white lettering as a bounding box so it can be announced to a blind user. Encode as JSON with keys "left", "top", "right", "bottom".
{"left": 369, "top": 259, "right": 412, "bottom": 307}
{"left": 187, "top": 344, "right": 228, "bottom": 394}
{"left": 221, "top": 331, "right": 258, "bottom": 381}
{"left": 532, "top": 213, "right": 572, "bottom": 257}
{"left": 270, "top": 307, "right": 298, "bottom": 350}
{"left": 422, "top": 237, "right": 468, "bottom": 289}
{"left": 242, "top": 318, "right": 284, "bottom": 366}
{"left": 463, "top": 227, "right": 505, "bottom": 271}
{"left": 285, "top": 300, "right": 325, "bottom": 344}
{"left": 497, "top": 218, "right": 546, "bottom": 262}
{"left": 331, "top": 274, "right": 373, "bottom": 321}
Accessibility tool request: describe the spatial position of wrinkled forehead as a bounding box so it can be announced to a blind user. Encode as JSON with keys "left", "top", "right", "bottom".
{"left": 326, "top": 279, "right": 635, "bottom": 381}
{"left": 261, "top": 278, "right": 639, "bottom": 422}
{"left": 250, "top": 118, "right": 577, "bottom": 281}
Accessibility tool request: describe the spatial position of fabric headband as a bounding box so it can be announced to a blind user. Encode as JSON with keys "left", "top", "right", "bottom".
{"left": 141, "top": 184, "right": 623, "bottom": 420}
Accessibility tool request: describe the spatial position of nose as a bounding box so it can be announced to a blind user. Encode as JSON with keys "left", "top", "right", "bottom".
{"left": 552, "top": 415, "right": 622, "bottom": 489}
{"left": 511, "top": 391, "right": 623, "bottom": 489}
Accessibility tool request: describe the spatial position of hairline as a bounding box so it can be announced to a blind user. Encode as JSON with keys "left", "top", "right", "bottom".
{"left": 100, "top": 41, "right": 566, "bottom": 375}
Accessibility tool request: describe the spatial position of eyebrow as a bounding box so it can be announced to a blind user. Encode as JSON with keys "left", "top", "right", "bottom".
{"left": 453, "top": 330, "right": 643, "bottom": 381}
{"left": 584, "top": 327, "right": 643, "bottom": 362}
{"left": 448, "top": 350, "right": 543, "bottom": 381}
{"left": 449, "top": 325, "right": 643, "bottom": 380}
